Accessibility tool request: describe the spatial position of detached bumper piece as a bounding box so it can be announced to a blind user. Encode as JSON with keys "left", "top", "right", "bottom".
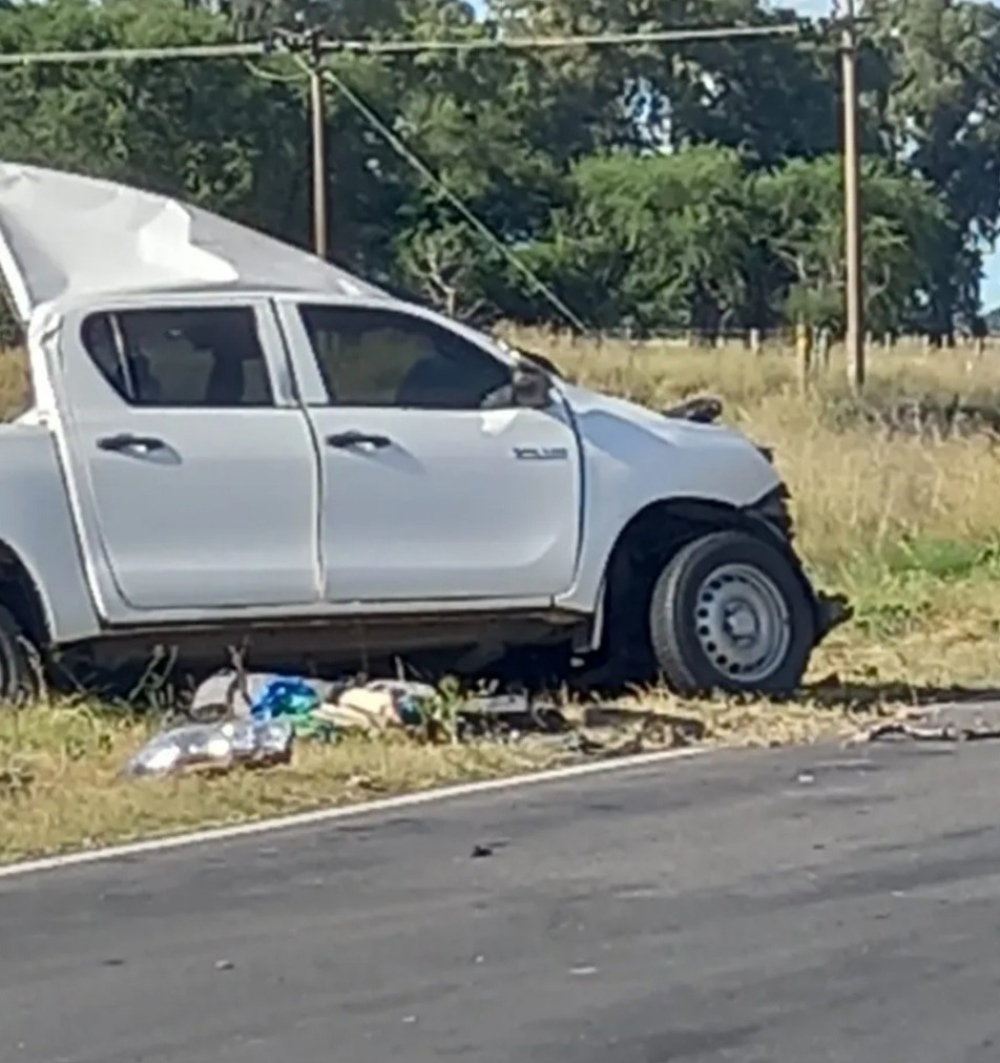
{"left": 814, "top": 590, "right": 853, "bottom": 642}
{"left": 662, "top": 395, "right": 724, "bottom": 424}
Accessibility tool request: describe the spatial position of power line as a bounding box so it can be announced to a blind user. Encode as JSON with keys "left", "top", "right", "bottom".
{"left": 0, "top": 19, "right": 803, "bottom": 335}
{"left": 0, "top": 41, "right": 262, "bottom": 67}
{"left": 317, "top": 61, "right": 586, "bottom": 332}
{"left": 324, "top": 25, "right": 803, "bottom": 53}
{"left": 0, "top": 24, "right": 802, "bottom": 68}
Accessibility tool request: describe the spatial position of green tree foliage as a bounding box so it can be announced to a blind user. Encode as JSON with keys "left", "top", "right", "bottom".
{"left": 864, "top": 0, "right": 1000, "bottom": 337}
{"left": 0, "top": 0, "right": 995, "bottom": 340}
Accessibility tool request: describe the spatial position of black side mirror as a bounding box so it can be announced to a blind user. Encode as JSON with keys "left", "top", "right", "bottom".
{"left": 511, "top": 361, "right": 552, "bottom": 409}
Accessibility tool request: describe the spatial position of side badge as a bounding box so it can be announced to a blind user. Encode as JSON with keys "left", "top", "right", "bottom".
{"left": 513, "top": 446, "right": 569, "bottom": 461}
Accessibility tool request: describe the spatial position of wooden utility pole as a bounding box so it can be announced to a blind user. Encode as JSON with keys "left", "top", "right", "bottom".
{"left": 306, "top": 28, "right": 328, "bottom": 260}
{"left": 840, "top": 0, "right": 865, "bottom": 390}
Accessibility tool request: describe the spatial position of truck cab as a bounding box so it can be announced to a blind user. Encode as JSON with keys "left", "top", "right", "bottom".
{"left": 0, "top": 161, "right": 849, "bottom": 699}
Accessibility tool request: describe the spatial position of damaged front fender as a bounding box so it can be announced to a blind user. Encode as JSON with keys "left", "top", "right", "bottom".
{"left": 743, "top": 483, "right": 853, "bottom": 647}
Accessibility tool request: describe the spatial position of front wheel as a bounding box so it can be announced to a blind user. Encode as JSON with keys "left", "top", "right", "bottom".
{"left": 649, "top": 530, "right": 816, "bottom": 696}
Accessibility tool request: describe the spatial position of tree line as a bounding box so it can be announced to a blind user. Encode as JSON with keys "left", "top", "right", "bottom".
{"left": 0, "top": 0, "right": 997, "bottom": 342}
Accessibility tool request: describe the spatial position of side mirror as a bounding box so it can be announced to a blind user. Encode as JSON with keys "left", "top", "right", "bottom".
{"left": 511, "top": 362, "right": 552, "bottom": 409}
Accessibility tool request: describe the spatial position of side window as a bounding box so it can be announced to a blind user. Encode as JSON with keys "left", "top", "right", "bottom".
{"left": 297, "top": 305, "right": 511, "bottom": 409}
{"left": 80, "top": 306, "right": 274, "bottom": 408}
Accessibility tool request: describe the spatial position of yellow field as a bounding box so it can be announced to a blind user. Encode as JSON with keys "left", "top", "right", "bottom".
{"left": 3, "top": 334, "right": 1000, "bottom": 862}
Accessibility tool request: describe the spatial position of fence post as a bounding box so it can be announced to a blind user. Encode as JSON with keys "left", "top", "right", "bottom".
{"left": 795, "top": 319, "right": 813, "bottom": 391}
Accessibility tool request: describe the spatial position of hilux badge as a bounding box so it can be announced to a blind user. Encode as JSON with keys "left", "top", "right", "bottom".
{"left": 513, "top": 446, "right": 569, "bottom": 461}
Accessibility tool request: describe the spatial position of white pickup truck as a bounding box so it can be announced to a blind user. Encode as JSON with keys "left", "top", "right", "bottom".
{"left": 0, "top": 161, "right": 849, "bottom": 701}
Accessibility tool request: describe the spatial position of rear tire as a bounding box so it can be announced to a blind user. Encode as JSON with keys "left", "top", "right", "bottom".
{"left": 649, "top": 530, "right": 815, "bottom": 696}
{"left": 0, "top": 604, "right": 38, "bottom": 704}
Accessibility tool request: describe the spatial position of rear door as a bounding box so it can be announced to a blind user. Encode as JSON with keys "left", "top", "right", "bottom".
{"left": 50, "top": 296, "right": 321, "bottom": 614}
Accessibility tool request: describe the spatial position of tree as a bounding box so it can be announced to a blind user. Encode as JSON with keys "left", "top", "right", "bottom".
{"left": 523, "top": 146, "right": 757, "bottom": 333}
{"left": 0, "top": 0, "right": 310, "bottom": 239}
{"left": 864, "top": 0, "right": 1000, "bottom": 337}
{"left": 486, "top": 0, "right": 848, "bottom": 163}
{"left": 756, "top": 155, "right": 949, "bottom": 334}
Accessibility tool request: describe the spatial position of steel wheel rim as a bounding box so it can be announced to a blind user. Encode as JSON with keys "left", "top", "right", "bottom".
{"left": 691, "top": 562, "right": 791, "bottom": 684}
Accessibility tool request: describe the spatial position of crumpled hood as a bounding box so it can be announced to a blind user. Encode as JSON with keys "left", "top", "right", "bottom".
{"left": 557, "top": 379, "right": 782, "bottom": 505}
{"left": 560, "top": 380, "right": 759, "bottom": 449}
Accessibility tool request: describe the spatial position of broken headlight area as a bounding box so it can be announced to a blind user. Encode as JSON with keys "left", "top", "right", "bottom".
{"left": 746, "top": 483, "right": 853, "bottom": 642}
{"left": 747, "top": 482, "right": 796, "bottom": 543}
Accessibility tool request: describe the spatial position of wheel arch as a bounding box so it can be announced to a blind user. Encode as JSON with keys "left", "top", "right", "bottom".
{"left": 0, "top": 539, "right": 52, "bottom": 652}
{"left": 587, "top": 494, "right": 813, "bottom": 656}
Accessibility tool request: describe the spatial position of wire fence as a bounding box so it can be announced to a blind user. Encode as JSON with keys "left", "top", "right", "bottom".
{"left": 500, "top": 326, "right": 999, "bottom": 354}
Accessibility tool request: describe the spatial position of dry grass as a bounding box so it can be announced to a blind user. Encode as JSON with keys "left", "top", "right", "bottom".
{"left": 3, "top": 334, "right": 1000, "bottom": 862}
{"left": 0, "top": 694, "right": 876, "bottom": 864}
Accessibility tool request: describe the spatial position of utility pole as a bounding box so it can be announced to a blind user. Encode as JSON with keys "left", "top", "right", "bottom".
{"left": 306, "top": 28, "right": 328, "bottom": 260}
{"left": 840, "top": 0, "right": 865, "bottom": 390}
{"left": 270, "top": 22, "right": 329, "bottom": 260}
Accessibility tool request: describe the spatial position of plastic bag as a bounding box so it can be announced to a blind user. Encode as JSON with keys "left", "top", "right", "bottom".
{"left": 189, "top": 670, "right": 341, "bottom": 721}
{"left": 126, "top": 717, "right": 294, "bottom": 778}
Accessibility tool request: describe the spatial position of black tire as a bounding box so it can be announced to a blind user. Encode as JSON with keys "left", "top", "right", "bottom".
{"left": 0, "top": 604, "right": 38, "bottom": 705}
{"left": 649, "top": 530, "right": 815, "bottom": 696}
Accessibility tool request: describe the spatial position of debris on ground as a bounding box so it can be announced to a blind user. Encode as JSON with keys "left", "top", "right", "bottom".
{"left": 662, "top": 394, "right": 723, "bottom": 424}
{"left": 125, "top": 718, "right": 294, "bottom": 777}
{"left": 130, "top": 672, "right": 572, "bottom": 778}
{"left": 186, "top": 670, "right": 343, "bottom": 724}
{"left": 847, "top": 700, "right": 1000, "bottom": 746}
{"left": 127, "top": 667, "right": 709, "bottom": 779}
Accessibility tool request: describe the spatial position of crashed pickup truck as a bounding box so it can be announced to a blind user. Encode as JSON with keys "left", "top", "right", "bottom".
{"left": 0, "top": 161, "right": 849, "bottom": 700}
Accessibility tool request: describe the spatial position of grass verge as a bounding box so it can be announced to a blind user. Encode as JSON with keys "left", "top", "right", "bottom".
{"left": 0, "top": 692, "right": 882, "bottom": 866}
{"left": 3, "top": 336, "right": 1000, "bottom": 863}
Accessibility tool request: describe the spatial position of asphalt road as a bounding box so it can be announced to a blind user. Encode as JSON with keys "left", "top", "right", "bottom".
{"left": 4, "top": 740, "right": 1000, "bottom": 1063}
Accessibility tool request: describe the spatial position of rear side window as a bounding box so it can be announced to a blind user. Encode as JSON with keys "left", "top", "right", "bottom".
{"left": 80, "top": 306, "right": 273, "bottom": 408}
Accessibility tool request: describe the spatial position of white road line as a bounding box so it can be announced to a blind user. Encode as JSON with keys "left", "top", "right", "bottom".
{"left": 0, "top": 746, "right": 706, "bottom": 881}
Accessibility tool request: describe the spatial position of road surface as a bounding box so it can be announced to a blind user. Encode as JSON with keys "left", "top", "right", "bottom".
{"left": 3, "top": 740, "right": 1000, "bottom": 1062}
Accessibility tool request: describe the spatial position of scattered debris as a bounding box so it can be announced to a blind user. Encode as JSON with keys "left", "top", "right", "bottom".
{"left": 187, "top": 670, "right": 342, "bottom": 726}
{"left": 851, "top": 721, "right": 964, "bottom": 744}
{"left": 662, "top": 394, "right": 723, "bottom": 424}
{"left": 127, "top": 661, "right": 708, "bottom": 779}
{"left": 125, "top": 717, "right": 295, "bottom": 778}
{"left": 129, "top": 671, "right": 573, "bottom": 778}
{"left": 848, "top": 701, "right": 1000, "bottom": 745}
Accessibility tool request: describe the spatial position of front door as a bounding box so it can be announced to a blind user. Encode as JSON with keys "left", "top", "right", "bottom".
{"left": 280, "top": 301, "right": 581, "bottom": 604}
{"left": 52, "top": 298, "right": 321, "bottom": 613}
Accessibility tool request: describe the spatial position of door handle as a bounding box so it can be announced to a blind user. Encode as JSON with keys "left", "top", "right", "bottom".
{"left": 97, "top": 433, "right": 167, "bottom": 453}
{"left": 326, "top": 430, "right": 392, "bottom": 450}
